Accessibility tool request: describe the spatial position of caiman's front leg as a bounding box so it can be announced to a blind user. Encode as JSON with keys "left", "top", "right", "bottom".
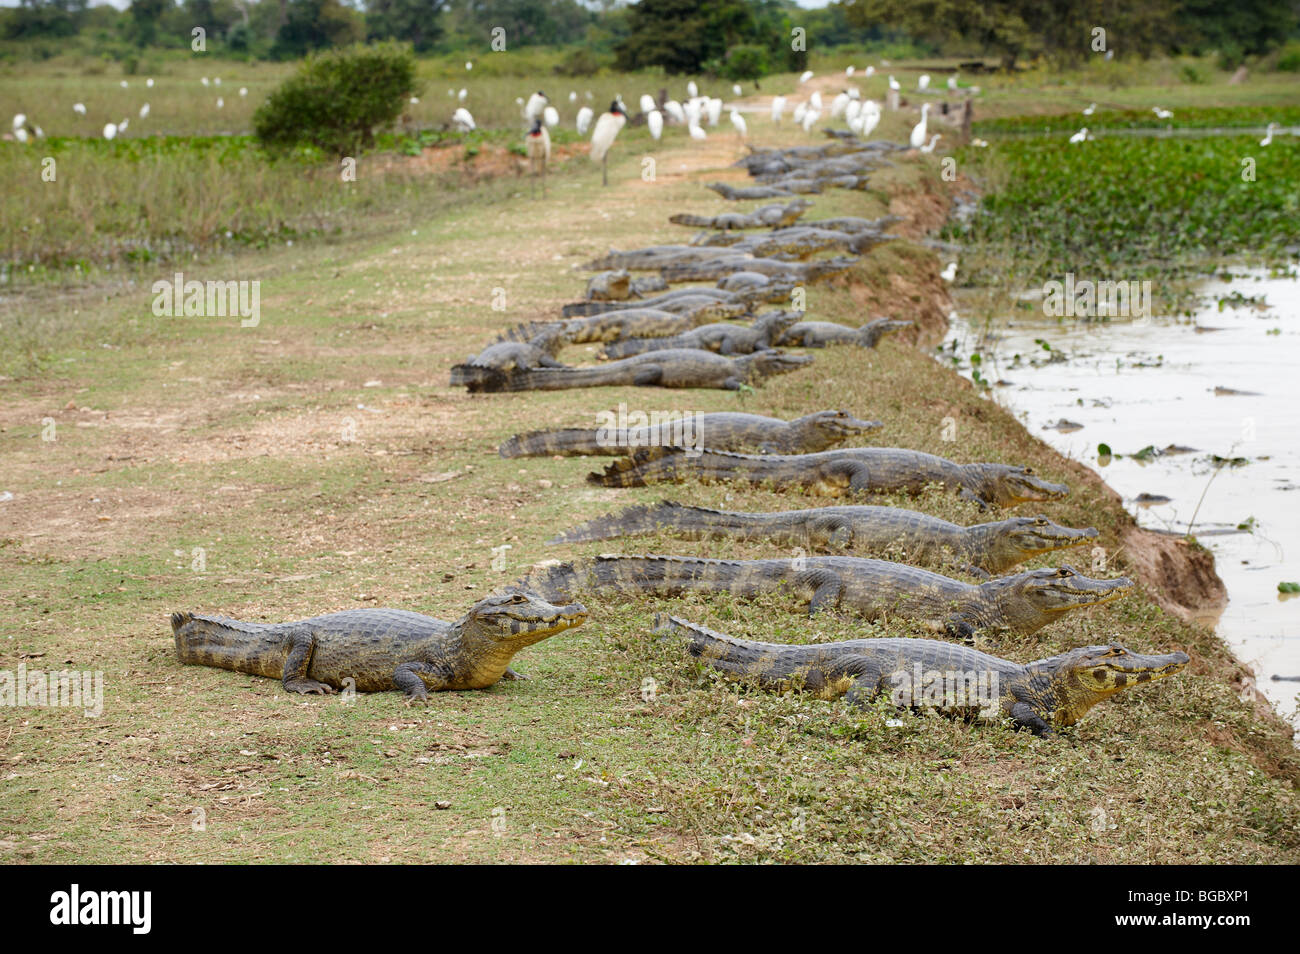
{"left": 282, "top": 629, "right": 337, "bottom": 695}
{"left": 502, "top": 667, "right": 529, "bottom": 681}
{"left": 943, "top": 616, "right": 978, "bottom": 646}
{"left": 393, "top": 661, "right": 453, "bottom": 702}
{"left": 839, "top": 658, "right": 886, "bottom": 709}
{"left": 796, "top": 568, "right": 844, "bottom": 616}
{"left": 1009, "top": 702, "right": 1055, "bottom": 737}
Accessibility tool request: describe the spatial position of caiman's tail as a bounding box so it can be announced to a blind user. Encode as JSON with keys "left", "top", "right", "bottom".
{"left": 453, "top": 366, "right": 609, "bottom": 393}
{"left": 651, "top": 615, "right": 773, "bottom": 679}
{"left": 561, "top": 301, "right": 623, "bottom": 317}
{"left": 548, "top": 500, "right": 741, "bottom": 544}
{"left": 518, "top": 554, "right": 744, "bottom": 603}
{"left": 603, "top": 336, "right": 682, "bottom": 359}
{"left": 499, "top": 428, "right": 611, "bottom": 458}
{"left": 587, "top": 445, "right": 691, "bottom": 487}
{"left": 668, "top": 213, "right": 720, "bottom": 228}
{"left": 171, "top": 611, "right": 279, "bottom": 677}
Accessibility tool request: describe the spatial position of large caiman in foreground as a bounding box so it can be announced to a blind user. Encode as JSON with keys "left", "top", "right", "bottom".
{"left": 549, "top": 500, "right": 1098, "bottom": 575}
{"left": 523, "top": 554, "right": 1133, "bottom": 639}
{"left": 499, "top": 410, "right": 881, "bottom": 458}
{"left": 654, "top": 616, "right": 1189, "bottom": 736}
{"left": 589, "top": 445, "right": 1069, "bottom": 508}
{"left": 171, "top": 590, "right": 587, "bottom": 699}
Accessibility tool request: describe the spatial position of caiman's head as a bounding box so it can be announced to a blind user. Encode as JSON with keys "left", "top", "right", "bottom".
{"left": 1030, "top": 642, "right": 1190, "bottom": 726}
{"left": 974, "top": 515, "right": 1099, "bottom": 573}
{"left": 967, "top": 463, "right": 1070, "bottom": 508}
{"left": 693, "top": 300, "right": 749, "bottom": 322}
{"left": 461, "top": 589, "right": 588, "bottom": 648}
{"left": 791, "top": 409, "right": 883, "bottom": 447}
{"left": 753, "top": 309, "right": 804, "bottom": 338}
{"left": 747, "top": 349, "right": 814, "bottom": 379}
{"left": 985, "top": 565, "right": 1133, "bottom": 634}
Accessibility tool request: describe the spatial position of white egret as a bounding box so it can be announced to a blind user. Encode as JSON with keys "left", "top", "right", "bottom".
{"left": 73, "top": 103, "right": 86, "bottom": 115}
{"left": 687, "top": 80, "right": 698, "bottom": 98}
{"left": 684, "top": 98, "right": 702, "bottom": 128}
{"left": 799, "top": 70, "right": 814, "bottom": 83}
{"left": 409, "top": 96, "right": 419, "bottom": 105}
{"left": 240, "top": 87, "right": 248, "bottom": 98}
{"left": 688, "top": 123, "right": 707, "bottom": 141}
{"left": 465, "top": 61, "right": 473, "bottom": 70}
{"left": 809, "top": 90, "right": 822, "bottom": 111}
{"left": 888, "top": 75, "right": 900, "bottom": 91}
{"left": 576, "top": 105, "right": 594, "bottom": 135}
{"left": 14, "top": 128, "right": 27, "bottom": 143}
{"left": 1083, "top": 103, "right": 1096, "bottom": 116}
{"left": 452, "top": 107, "right": 475, "bottom": 132}
{"left": 12, "top": 113, "right": 25, "bottom": 129}
{"left": 1261, "top": 122, "right": 1277, "bottom": 146}
{"left": 730, "top": 109, "right": 747, "bottom": 140}
{"left": 909, "top": 103, "right": 930, "bottom": 148}
{"left": 103, "top": 122, "right": 117, "bottom": 139}
{"left": 793, "top": 102, "right": 807, "bottom": 125}
{"left": 940, "top": 262, "right": 957, "bottom": 282}
{"left": 215, "top": 98, "right": 223, "bottom": 109}
{"left": 214, "top": 77, "right": 221, "bottom": 86}
{"left": 732, "top": 84, "right": 742, "bottom": 96}
{"left": 864, "top": 66, "right": 875, "bottom": 77}
{"left": 948, "top": 74, "right": 958, "bottom": 91}
{"left": 120, "top": 80, "right": 128, "bottom": 88}
{"left": 920, "top": 133, "right": 941, "bottom": 153}
{"left": 458, "top": 88, "right": 468, "bottom": 103}
{"left": 648, "top": 109, "right": 663, "bottom": 140}
{"left": 846, "top": 66, "right": 855, "bottom": 76}
{"left": 918, "top": 74, "right": 930, "bottom": 90}
{"left": 859, "top": 101, "right": 881, "bottom": 139}
{"left": 640, "top": 93, "right": 655, "bottom": 114}
{"left": 801, "top": 109, "right": 820, "bottom": 133}
{"left": 569, "top": 91, "right": 577, "bottom": 102}
{"left": 663, "top": 100, "right": 686, "bottom": 123}
{"left": 524, "top": 91, "right": 547, "bottom": 120}
{"left": 1152, "top": 106, "right": 1173, "bottom": 119}
{"left": 543, "top": 105, "right": 559, "bottom": 127}
{"left": 706, "top": 98, "right": 722, "bottom": 126}
{"left": 146, "top": 77, "right": 154, "bottom": 88}
{"left": 201, "top": 77, "right": 209, "bottom": 87}
{"left": 831, "top": 92, "right": 849, "bottom": 118}
{"left": 139, "top": 103, "right": 150, "bottom": 119}
{"left": 118, "top": 118, "right": 128, "bottom": 131}
{"left": 1069, "top": 127, "right": 1088, "bottom": 144}
{"left": 771, "top": 95, "right": 786, "bottom": 123}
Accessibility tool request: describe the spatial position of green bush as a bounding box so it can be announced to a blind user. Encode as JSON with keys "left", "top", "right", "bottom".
{"left": 718, "top": 44, "right": 769, "bottom": 81}
{"left": 253, "top": 42, "right": 418, "bottom": 158}
{"left": 1277, "top": 42, "right": 1300, "bottom": 72}
{"left": 553, "top": 47, "right": 602, "bottom": 77}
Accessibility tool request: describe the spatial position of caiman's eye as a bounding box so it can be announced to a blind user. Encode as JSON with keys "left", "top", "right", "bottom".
{"left": 1034, "top": 516, "right": 1048, "bottom": 526}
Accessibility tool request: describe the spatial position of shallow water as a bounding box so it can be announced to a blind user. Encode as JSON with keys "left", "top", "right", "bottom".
{"left": 944, "top": 267, "right": 1300, "bottom": 725}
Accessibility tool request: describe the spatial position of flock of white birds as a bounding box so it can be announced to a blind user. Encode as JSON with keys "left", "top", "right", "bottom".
{"left": 9, "top": 75, "right": 249, "bottom": 142}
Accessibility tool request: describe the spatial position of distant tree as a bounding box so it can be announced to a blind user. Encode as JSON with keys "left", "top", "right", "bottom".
{"left": 2, "top": 0, "right": 88, "bottom": 39}
{"left": 366, "top": 0, "right": 446, "bottom": 52}
{"left": 1176, "top": 0, "right": 1298, "bottom": 57}
{"left": 128, "top": 0, "right": 172, "bottom": 47}
{"left": 615, "top": 0, "right": 761, "bottom": 74}
{"left": 271, "top": 0, "right": 362, "bottom": 59}
{"left": 456, "top": 0, "right": 593, "bottom": 47}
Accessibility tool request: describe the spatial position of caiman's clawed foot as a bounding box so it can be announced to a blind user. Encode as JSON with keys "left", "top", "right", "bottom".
{"left": 284, "top": 678, "right": 336, "bottom": 695}
{"left": 502, "top": 667, "right": 529, "bottom": 681}
{"left": 402, "top": 688, "right": 431, "bottom": 705}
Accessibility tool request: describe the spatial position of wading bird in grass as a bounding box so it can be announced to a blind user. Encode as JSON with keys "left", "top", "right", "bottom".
{"left": 146, "top": 78, "right": 153, "bottom": 87}
{"left": 801, "top": 109, "right": 820, "bottom": 133}
{"left": 771, "top": 95, "right": 786, "bottom": 122}
{"left": 526, "top": 118, "right": 551, "bottom": 198}
{"left": 918, "top": 74, "right": 930, "bottom": 90}
{"left": 888, "top": 75, "right": 901, "bottom": 92}
{"left": 1082, "top": 103, "right": 1096, "bottom": 115}
{"left": 800, "top": 70, "right": 814, "bottom": 83}
{"left": 1260, "top": 123, "right": 1277, "bottom": 146}
{"left": 865, "top": 66, "right": 875, "bottom": 77}
{"left": 909, "top": 103, "right": 930, "bottom": 148}
{"left": 452, "top": 107, "right": 475, "bottom": 132}
{"left": 687, "top": 80, "right": 698, "bottom": 98}
{"left": 569, "top": 91, "right": 577, "bottom": 102}
{"left": 640, "top": 93, "right": 655, "bottom": 114}
{"left": 1069, "top": 127, "right": 1089, "bottom": 144}
{"left": 139, "top": 103, "right": 149, "bottom": 119}
{"left": 458, "top": 88, "right": 468, "bottom": 103}
{"left": 1152, "top": 106, "right": 1173, "bottom": 119}
{"left": 689, "top": 122, "right": 707, "bottom": 141}
{"left": 524, "top": 91, "right": 547, "bottom": 121}
{"left": 920, "top": 133, "right": 941, "bottom": 153}
{"left": 733, "top": 84, "right": 742, "bottom": 96}
{"left": 941, "top": 262, "right": 958, "bottom": 282}
{"left": 590, "top": 100, "right": 627, "bottom": 186}
{"left": 576, "top": 106, "right": 593, "bottom": 135}
{"left": 544, "top": 105, "right": 559, "bottom": 127}
{"left": 846, "top": 66, "right": 855, "bottom": 76}
{"left": 664, "top": 100, "right": 685, "bottom": 124}
{"left": 730, "top": 110, "right": 747, "bottom": 141}
{"left": 948, "top": 74, "right": 958, "bottom": 91}
{"left": 809, "top": 91, "right": 823, "bottom": 112}
{"left": 103, "top": 122, "right": 117, "bottom": 139}
{"left": 73, "top": 102, "right": 85, "bottom": 115}
{"left": 648, "top": 109, "right": 663, "bottom": 140}
{"left": 707, "top": 98, "right": 723, "bottom": 126}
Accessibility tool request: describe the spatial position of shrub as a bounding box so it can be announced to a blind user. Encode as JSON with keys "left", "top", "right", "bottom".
{"left": 718, "top": 44, "right": 770, "bottom": 81}
{"left": 553, "top": 48, "right": 602, "bottom": 77}
{"left": 253, "top": 42, "right": 418, "bottom": 158}
{"left": 1277, "top": 42, "right": 1300, "bottom": 72}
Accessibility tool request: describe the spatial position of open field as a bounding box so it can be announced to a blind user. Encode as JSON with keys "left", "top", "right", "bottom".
{"left": 1, "top": 91, "right": 1298, "bottom": 863}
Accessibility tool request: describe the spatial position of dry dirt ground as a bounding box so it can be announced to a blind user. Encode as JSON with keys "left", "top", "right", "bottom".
{"left": 1, "top": 109, "right": 1296, "bottom": 864}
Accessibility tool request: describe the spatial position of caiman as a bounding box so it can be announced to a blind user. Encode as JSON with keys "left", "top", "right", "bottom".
{"left": 585, "top": 270, "right": 631, "bottom": 301}
{"left": 524, "top": 554, "right": 1133, "bottom": 640}
{"left": 589, "top": 445, "right": 1070, "bottom": 508}
{"left": 171, "top": 590, "right": 588, "bottom": 699}
{"left": 706, "top": 181, "right": 823, "bottom": 200}
{"left": 498, "top": 409, "right": 882, "bottom": 458}
{"left": 449, "top": 323, "right": 567, "bottom": 385}
{"left": 653, "top": 616, "right": 1189, "bottom": 736}
{"left": 560, "top": 307, "right": 709, "bottom": 344}
{"left": 803, "top": 215, "right": 902, "bottom": 235}
{"left": 669, "top": 199, "right": 813, "bottom": 230}
{"left": 775, "top": 317, "right": 913, "bottom": 349}
{"left": 455, "top": 348, "right": 812, "bottom": 393}
{"left": 584, "top": 246, "right": 748, "bottom": 272}
{"left": 548, "top": 500, "right": 1098, "bottom": 575}
{"left": 603, "top": 310, "right": 802, "bottom": 358}
{"left": 661, "top": 255, "right": 858, "bottom": 284}
{"left": 696, "top": 227, "right": 895, "bottom": 258}
{"left": 562, "top": 290, "right": 749, "bottom": 321}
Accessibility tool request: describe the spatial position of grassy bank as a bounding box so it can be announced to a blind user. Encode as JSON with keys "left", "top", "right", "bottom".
{"left": 0, "top": 106, "right": 1296, "bottom": 862}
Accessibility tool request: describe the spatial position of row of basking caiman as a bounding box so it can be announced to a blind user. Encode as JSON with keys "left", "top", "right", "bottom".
{"left": 172, "top": 133, "right": 1188, "bottom": 738}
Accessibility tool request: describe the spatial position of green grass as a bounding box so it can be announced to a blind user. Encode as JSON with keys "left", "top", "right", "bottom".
{"left": 975, "top": 104, "right": 1300, "bottom": 134}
